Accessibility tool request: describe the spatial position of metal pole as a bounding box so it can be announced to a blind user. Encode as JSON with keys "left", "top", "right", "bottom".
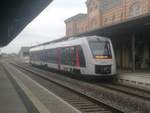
{"left": 132, "top": 33, "right": 136, "bottom": 72}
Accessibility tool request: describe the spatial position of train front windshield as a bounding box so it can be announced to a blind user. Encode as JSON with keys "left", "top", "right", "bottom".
{"left": 89, "top": 41, "right": 112, "bottom": 59}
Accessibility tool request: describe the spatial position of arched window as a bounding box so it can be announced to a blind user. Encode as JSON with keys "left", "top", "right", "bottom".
{"left": 129, "top": 2, "right": 141, "bottom": 18}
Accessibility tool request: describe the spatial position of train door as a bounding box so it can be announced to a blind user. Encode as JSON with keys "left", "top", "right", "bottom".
{"left": 76, "top": 46, "right": 86, "bottom": 67}
{"left": 72, "top": 46, "right": 86, "bottom": 74}
{"left": 75, "top": 47, "right": 80, "bottom": 67}
{"left": 70, "top": 47, "right": 75, "bottom": 66}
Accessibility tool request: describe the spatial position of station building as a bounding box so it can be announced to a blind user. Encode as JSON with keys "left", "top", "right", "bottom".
{"left": 65, "top": 0, "right": 150, "bottom": 72}
{"left": 18, "top": 47, "right": 30, "bottom": 63}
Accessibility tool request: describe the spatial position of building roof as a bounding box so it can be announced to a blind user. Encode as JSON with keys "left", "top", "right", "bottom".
{"left": 64, "top": 13, "right": 87, "bottom": 23}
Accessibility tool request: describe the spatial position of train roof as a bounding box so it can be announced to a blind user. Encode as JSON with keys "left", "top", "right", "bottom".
{"left": 30, "top": 36, "right": 110, "bottom": 52}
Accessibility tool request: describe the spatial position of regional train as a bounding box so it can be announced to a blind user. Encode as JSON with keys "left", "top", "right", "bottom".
{"left": 29, "top": 36, "right": 117, "bottom": 77}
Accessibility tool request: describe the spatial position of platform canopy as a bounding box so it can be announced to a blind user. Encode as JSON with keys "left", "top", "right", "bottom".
{"left": 0, "top": 0, "right": 53, "bottom": 47}
{"left": 76, "top": 13, "right": 150, "bottom": 38}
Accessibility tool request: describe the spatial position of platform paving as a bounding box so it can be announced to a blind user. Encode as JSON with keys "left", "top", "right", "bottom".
{"left": 118, "top": 72, "right": 150, "bottom": 91}
{"left": 0, "top": 64, "right": 28, "bottom": 113}
{"left": 3, "top": 62, "right": 82, "bottom": 113}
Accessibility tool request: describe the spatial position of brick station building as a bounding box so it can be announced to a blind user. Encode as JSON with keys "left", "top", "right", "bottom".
{"left": 65, "top": 0, "right": 150, "bottom": 72}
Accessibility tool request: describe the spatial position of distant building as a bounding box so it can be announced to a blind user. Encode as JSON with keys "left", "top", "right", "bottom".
{"left": 65, "top": 14, "right": 88, "bottom": 36}
{"left": 0, "top": 53, "right": 8, "bottom": 58}
{"left": 18, "top": 47, "right": 30, "bottom": 63}
{"left": 65, "top": 0, "right": 150, "bottom": 36}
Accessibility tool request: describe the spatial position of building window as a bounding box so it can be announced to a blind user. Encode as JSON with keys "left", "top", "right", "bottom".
{"left": 89, "top": 7, "right": 93, "bottom": 12}
{"left": 94, "top": 20, "right": 97, "bottom": 26}
{"left": 95, "top": 4, "right": 98, "bottom": 9}
{"left": 91, "top": 19, "right": 97, "bottom": 29}
{"left": 112, "top": 15, "right": 116, "bottom": 21}
{"left": 121, "top": 12, "right": 123, "bottom": 19}
{"left": 82, "top": 27, "right": 84, "bottom": 32}
{"left": 104, "top": 18, "right": 108, "bottom": 22}
{"left": 85, "top": 26, "right": 88, "bottom": 31}
{"left": 129, "top": 2, "right": 141, "bottom": 18}
{"left": 100, "top": 0, "right": 123, "bottom": 12}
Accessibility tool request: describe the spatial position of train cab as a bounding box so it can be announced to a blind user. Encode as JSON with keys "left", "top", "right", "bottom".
{"left": 84, "top": 36, "right": 116, "bottom": 76}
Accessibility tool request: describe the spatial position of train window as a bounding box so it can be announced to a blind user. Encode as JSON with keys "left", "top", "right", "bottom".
{"left": 37, "top": 51, "right": 40, "bottom": 61}
{"left": 67, "top": 48, "right": 72, "bottom": 65}
{"left": 40, "top": 51, "right": 43, "bottom": 61}
{"left": 43, "top": 50, "right": 47, "bottom": 61}
{"left": 35, "top": 53, "right": 37, "bottom": 61}
{"left": 51, "top": 49, "right": 57, "bottom": 63}
{"left": 39, "top": 51, "right": 42, "bottom": 61}
{"left": 45, "top": 49, "right": 57, "bottom": 63}
{"left": 45, "top": 50, "right": 48, "bottom": 61}
{"left": 61, "top": 48, "right": 66, "bottom": 65}
{"left": 44, "top": 50, "right": 48, "bottom": 62}
{"left": 61, "top": 47, "right": 75, "bottom": 66}
{"left": 77, "top": 46, "right": 86, "bottom": 67}
{"left": 36, "top": 51, "right": 39, "bottom": 61}
{"left": 89, "top": 41, "right": 112, "bottom": 58}
{"left": 47, "top": 50, "right": 51, "bottom": 62}
{"left": 71, "top": 47, "right": 76, "bottom": 66}
{"left": 32, "top": 50, "right": 41, "bottom": 61}
{"left": 32, "top": 52, "right": 35, "bottom": 61}
{"left": 60, "top": 46, "right": 85, "bottom": 67}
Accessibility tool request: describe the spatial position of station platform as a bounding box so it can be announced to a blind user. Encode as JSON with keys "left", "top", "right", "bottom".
{"left": 118, "top": 72, "right": 150, "bottom": 91}
{"left": 0, "top": 61, "right": 81, "bottom": 113}
{"left": 0, "top": 64, "right": 28, "bottom": 113}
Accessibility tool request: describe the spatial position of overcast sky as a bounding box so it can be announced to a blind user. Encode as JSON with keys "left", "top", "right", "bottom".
{"left": 1, "top": 0, "right": 87, "bottom": 54}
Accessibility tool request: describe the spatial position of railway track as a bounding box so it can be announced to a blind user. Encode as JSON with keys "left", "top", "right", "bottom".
{"left": 11, "top": 62, "right": 150, "bottom": 113}
{"left": 10, "top": 63, "right": 122, "bottom": 113}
